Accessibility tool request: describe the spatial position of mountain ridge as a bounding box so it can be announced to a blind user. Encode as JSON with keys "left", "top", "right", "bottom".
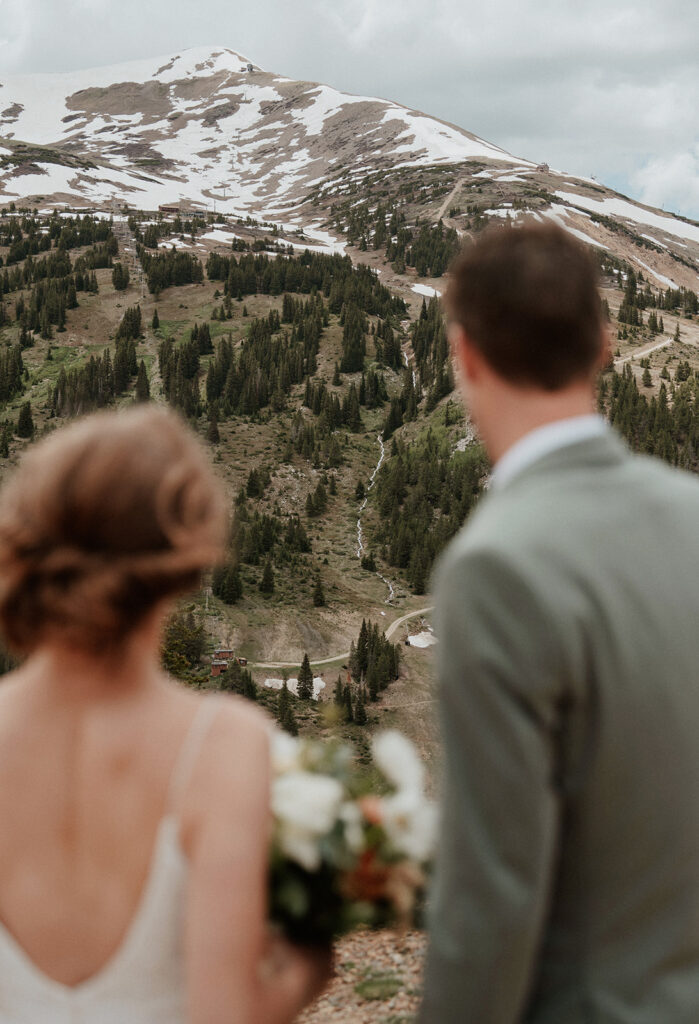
{"left": 0, "top": 46, "right": 697, "bottom": 295}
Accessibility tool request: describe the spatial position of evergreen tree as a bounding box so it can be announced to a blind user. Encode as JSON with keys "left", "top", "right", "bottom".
{"left": 642, "top": 366, "right": 652, "bottom": 388}
{"left": 207, "top": 407, "right": 220, "bottom": 444}
{"left": 16, "top": 401, "right": 34, "bottom": 438}
{"left": 212, "top": 563, "right": 242, "bottom": 604}
{"left": 312, "top": 571, "right": 325, "bottom": 607}
{"left": 111, "top": 262, "right": 130, "bottom": 291}
{"left": 135, "top": 360, "right": 150, "bottom": 402}
{"left": 355, "top": 689, "right": 368, "bottom": 725}
{"left": 259, "top": 558, "right": 274, "bottom": 595}
{"left": 357, "top": 619, "right": 369, "bottom": 676}
{"left": 343, "top": 683, "right": 354, "bottom": 723}
{"left": 218, "top": 659, "right": 257, "bottom": 701}
{"left": 348, "top": 641, "right": 361, "bottom": 683}
{"left": 152, "top": 308, "right": 160, "bottom": 330}
{"left": 297, "top": 653, "right": 314, "bottom": 700}
{"left": 277, "top": 681, "right": 298, "bottom": 736}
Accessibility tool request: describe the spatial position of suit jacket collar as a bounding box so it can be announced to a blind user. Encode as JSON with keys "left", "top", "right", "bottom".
{"left": 489, "top": 428, "right": 630, "bottom": 494}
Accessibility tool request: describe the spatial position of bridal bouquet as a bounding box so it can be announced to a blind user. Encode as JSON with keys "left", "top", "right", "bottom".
{"left": 268, "top": 729, "right": 437, "bottom": 945}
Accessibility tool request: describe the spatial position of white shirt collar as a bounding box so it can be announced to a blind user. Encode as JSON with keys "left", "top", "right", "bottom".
{"left": 490, "top": 414, "right": 609, "bottom": 490}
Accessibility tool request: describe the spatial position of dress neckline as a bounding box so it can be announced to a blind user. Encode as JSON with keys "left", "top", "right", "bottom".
{"left": 0, "top": 814, "right": 185, "bottom": 999}
{"left": 0, "top": 695, "right": 220, "bottom": 998}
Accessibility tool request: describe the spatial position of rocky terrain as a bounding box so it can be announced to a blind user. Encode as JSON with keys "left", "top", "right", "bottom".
{"left": 1, "top": 45, "right": 697, "bottom": 299}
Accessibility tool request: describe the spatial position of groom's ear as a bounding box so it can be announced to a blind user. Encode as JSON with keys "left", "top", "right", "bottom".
{"left": 449, "top": 322, "right": 483, "bottom": 384}
{"left": 596, "top": 321, "right": 613, "bottom": 372}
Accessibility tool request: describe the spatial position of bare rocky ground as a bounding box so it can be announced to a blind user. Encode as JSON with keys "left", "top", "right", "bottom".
{"left": 299, "top": 930, "right": 426, "bottom": 1024}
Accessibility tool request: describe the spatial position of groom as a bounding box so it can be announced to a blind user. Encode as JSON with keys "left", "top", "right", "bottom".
{"left": 419, "top": 222, "right": 699, "bottom": 1022}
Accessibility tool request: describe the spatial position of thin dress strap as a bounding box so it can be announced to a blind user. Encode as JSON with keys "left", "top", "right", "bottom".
{"left": 166, "top": 696, "right": 222, "bottom": 814}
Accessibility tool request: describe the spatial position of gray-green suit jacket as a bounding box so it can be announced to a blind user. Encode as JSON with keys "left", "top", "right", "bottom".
{"left": 420, "top": 430, "right": 699, "bottom": 1023}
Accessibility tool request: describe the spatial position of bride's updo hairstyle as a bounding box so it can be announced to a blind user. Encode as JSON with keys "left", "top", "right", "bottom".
{"left": 0, "top": 405, "right": 228, "bottom": 654}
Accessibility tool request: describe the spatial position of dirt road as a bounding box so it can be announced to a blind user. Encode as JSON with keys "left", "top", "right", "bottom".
{"left": 248, "top": 605, "right": 435, "bottom": 670}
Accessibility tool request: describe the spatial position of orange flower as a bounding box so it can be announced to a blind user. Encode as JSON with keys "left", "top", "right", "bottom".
{"left": 341, "top": 849, "right": 391, "bottom": 902}
{"left": 359, "top": 795, "right": 384, "bottom": 825}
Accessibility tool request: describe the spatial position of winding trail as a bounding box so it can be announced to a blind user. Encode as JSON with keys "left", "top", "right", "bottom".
{"left": 247, "top": 605, "right": 435, "bottom": 670}
{"left": 435, "top": 174, "right": 467, "bottom": 223}
{"left": 614, "top": 337, "right": 675, "bottom": 365}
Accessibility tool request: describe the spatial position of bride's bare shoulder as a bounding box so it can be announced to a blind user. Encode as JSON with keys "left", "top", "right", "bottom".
{"left": 177, "top": 694, "right": 274, "bottom": 854}
{"left": 210, "top": 691, "right": 272, "bottom": 739}
{"left": 189, "top": 692, "right": 273, "bottom": 787}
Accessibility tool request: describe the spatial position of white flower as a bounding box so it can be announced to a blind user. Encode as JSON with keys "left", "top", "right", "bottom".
{"left": 381, "top": 789, "right": 439, "bottom": 864}
{"left": 275, "top": 823, "right": 323, "bottom": 872}
{"left": 272, "top": 771, "right": 345, "bottom": 871}
{"left": 269, "top": 729, "right": 301, "bottom": 776}
{"left": 339, "top": 801, "right": 366, "bottom": 855}
{"left": 372, "top": 730, "right": 425, "bottom": 794}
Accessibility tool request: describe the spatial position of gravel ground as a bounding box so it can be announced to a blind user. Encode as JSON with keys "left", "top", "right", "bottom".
{"left": 298, "top": 930, "right": 426, "bottom": 1024}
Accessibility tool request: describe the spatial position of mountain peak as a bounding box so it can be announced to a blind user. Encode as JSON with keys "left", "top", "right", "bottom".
{"left": 0, "top": 48, "right": 520, "bottom": 217}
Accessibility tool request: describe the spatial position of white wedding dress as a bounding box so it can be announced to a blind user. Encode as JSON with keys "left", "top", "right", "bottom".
{"left": 0, "top": 697, "right": 222, "bottom": 1023}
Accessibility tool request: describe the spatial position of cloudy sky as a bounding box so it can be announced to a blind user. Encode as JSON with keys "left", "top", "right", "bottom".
{"left": 2, "top": 0, "right": 698, "bottom": 218}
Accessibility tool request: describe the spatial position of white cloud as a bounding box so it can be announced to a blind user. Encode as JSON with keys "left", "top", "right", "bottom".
{"left": 632, "top": 146, "right": 699, "bottom": 219}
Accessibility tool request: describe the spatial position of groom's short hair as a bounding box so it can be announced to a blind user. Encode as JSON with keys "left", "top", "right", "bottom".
{"left": 446, "top": 221, "right": 605, "bottom": 390}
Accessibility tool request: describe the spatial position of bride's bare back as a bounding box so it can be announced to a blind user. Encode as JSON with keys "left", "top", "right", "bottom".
{"left": 0, "top": 408, "right": 327, "bottom": 1024}
{"left": 0, "top": 661, "right": 269, "bottom": 994}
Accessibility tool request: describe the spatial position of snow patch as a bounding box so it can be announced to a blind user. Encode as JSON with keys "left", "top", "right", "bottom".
{"left": 411, "top": 283, "right": 442, "bottom": 297}
{"left": 264, "top": 676, "right": 326, "bottom": 700}
{"left": 541, "top": 204, "right": 610, "bottom": 251}
{"left": 555, "top": 191, "right": 699, "bottom": 246}
{"left": 201, "top": 227, "right": 243, "bottom": 243}
{"left": 633, "top": 258, "right": 677, "bottom": 289}
{"left": 407, "top": 631, "right": 437, "bottom": 648}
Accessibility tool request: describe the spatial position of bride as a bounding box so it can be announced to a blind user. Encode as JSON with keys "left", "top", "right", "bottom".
{"left": 0, "top": 406, "right": 329, "bottom": 1023}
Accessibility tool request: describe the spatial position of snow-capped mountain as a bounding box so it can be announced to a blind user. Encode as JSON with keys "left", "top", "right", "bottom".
{"left": 0, "top": 46, "right": 697, "bottom": 291}
{"left": 0, "top": 46, "right": 523, "bottom": 217}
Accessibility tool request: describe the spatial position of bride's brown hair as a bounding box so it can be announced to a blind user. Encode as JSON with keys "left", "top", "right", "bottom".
{"left": 0, "top": 405, "right": 228, "bottom": 654}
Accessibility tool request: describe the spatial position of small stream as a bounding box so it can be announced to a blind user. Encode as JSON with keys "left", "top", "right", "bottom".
{"left": 356, "top": 433, "right": 385, "bottom": 558}
{"left": 356, "top": 434, "right": 397, "bottom": 604}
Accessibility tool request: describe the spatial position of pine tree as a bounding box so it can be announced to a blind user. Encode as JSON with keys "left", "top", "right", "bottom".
{"left": 277, "top": 681, "right": 298, "bottom": 736}
{"left": 297, "top": 653, "right": 314, "bottom": 700}
{"left": 642, "top": 366, "right": 652, "bottom": 388}
{"left": 135, "top": 360, "right": 150, "bottom": 402}
{"left": 312, "top": 571, "right": 325, "bottom": 607}
{"left": 343, "top": 683, "right": 354, "bottom": 723}
{"left": 112, "top": 263, "right": 130, "bottom": 291}
{"left": 260, "top": 559, "right": 274, "bottom": 595}
{"left": 348, "top": 640, "right": 361, "bottom": 683}
{"left": 368, "top": 659, "right": 379, "bottom": 702}
{"left": 16, "top": 401, "right": 34, "bottom": 439}
{"left": 0, "top": 423, "right": 9, "bottom": 458}
{"left": 207, "top": 408, "right": 220, "bottom": 443}
{"left": 357, "top": 619, "right": 369, "bottom": 676}
{"left": 355, "top": 690, "right": 367, "bottom": 725}
{"left": 152, "top": 308, "right": 160, "bottom": 330}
